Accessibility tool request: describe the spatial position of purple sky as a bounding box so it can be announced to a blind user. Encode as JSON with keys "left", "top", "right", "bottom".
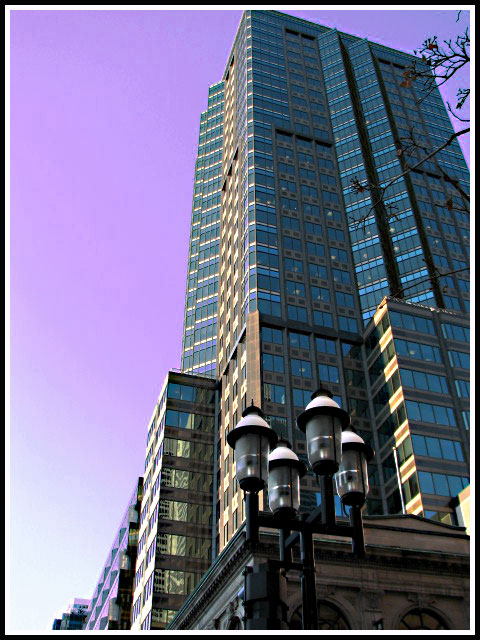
{"left": 9, "top": 8, "right": 470, "bottom": 631}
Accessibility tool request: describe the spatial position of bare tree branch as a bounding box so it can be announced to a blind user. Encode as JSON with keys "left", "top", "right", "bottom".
{"left": 349, "top": 127, "right": 470, "bottom": 228}
{"left": 403, "top": 24, "right": 470, "bottom": 120}
{"left": 389, "top": 266, "right": 469, "bottom": 299}
{"left": 446, "top": 100, "right": 470, "bottom": 123}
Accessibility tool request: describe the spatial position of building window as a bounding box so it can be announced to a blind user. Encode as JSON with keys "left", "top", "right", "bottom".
{"left": 395, "top": 339, "right": 442, "bottom": 363}
{"left": 338, "top": 315, "right": 358, "bottom": 332}
{"left": 389, "top": 310, "right": 435, "bottom": 334}
{"left": 286, "top": 280, "right": 306, "bottom": 296}
{"left": 293, "top": 387, "right": 312, "bottom": 408}
{"left": 261, "top": 326, "right": 283, "bottom": 344}
{"left": 290, "top": 601, "right": 351, "bottom": 630}
{"left": 262, "top": 353, "right": 285, "bottom": 373}
{"left": 316, "top": 337, "right": 336, "bottom": 354}
{"left": 288, "top": 304, "right": 308, "bottom": 322}
{"left": 448, "top": 350, "right": 470, "bottom": 369}
{"left": 151, "top": 609, "right": 177, "bottom": 627}
{"left": 417, "top": 471, "right": 468, "bottom": 497}
{"left": 398, "top": 608, "right": 448, "bottom": 630}
{"left": 227, "top": 616, "right": 242, "bottom": 630}
{"left": 290, "top": 331, "right": 310, "bottom": 349}
{"left": 313, "top": 310, "right": 333, "bottom": 328}
{"left": 291, "top": 358, "right": 312, "bottom": 378}
{"left": 312, "top": 286, "right": 330, "bottom": 302}
{"left": 141, "top": 612, "right": 152, "bottom": 630}
{"left": 318, "top": 364, "right": 339, "bottom": 384}
{"left": 263, "top": 383, "right": 286, "bottom": 404}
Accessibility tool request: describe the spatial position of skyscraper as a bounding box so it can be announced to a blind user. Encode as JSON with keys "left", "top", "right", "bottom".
{"left": 179, "top": 10, "right": 469, "bottom": 556}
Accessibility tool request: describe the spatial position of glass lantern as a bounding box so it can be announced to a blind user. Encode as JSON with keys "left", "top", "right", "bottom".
{"left": 335, "top": 429, "right": 374, "bottom": 507}
{"left": 296, "top": 389, "right": 351, "bottom": 476}
{"left": 226, "top": 404, "right": 278, "bottom": 492}
{"left": 268, "top": 440, "right": 307, "bottom": 517}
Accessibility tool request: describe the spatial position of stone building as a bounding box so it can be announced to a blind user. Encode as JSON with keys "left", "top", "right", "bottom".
{"left": 168, "top": 514, "right": 469, "bottom": 631}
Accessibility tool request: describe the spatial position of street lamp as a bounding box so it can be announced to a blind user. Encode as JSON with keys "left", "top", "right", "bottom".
{"left": 227, "top": 403, "right": 278, "bottom": 492}
{"left": 335, "top": 428, "right": 374, "bottom": 508}
{"left": 335, "top": 427, "right": 375, "bottom": 557}
{"left": 296, "top": 388, "right": 350, "bottom": 477}
{"left": 227, "top": 403, "right": 278, "bottom": 544}
{"left": 268, "top": 439, "right": 307, "bottom": 518}
{"left": 296, "top": 388, "right": 351, "bottom": 530}
{"left": 226, "top": 388, "right": 375, "bottom": 630}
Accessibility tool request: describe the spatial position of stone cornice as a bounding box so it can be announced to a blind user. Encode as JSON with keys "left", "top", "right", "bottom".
{"left": 174, "top": 541, "right": 250, "bottom": 629}
{"left": 170, "top": 533, "right": 468, "bottom": 629}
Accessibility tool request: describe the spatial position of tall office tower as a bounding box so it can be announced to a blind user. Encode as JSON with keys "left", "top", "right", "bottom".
{"left": 181, "top": 83, "right": 224, "bottom": 376}
{"left": 131, "top": 371, "right": 216, "bottom": 630}
{"left": 178, "top": 10, "right": 469, "bottom": 557}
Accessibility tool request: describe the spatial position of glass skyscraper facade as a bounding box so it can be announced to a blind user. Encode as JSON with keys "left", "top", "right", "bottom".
{"left": 131, "top": 372, "right": 216, "bottom": 630}
{"left": 363, "top": 298, "right": 469, "bottom": 522}
{"left": 181, "top": 83, "right": 224, "bottom": 377}
{"left": 177, "top": 10, "right": 469, "bottom": 556}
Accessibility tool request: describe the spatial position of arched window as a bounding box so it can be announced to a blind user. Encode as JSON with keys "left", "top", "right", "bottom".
{"left": 227, "top": 616, "right": 242, "bottom": 630}
{"left": 290, "top": 601, "right": 351, "bottom": 630}
{"left": 398, "top": 608, "right": 448, "bottom": 630}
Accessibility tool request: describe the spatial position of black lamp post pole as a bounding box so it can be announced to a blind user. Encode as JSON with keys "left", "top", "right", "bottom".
{"left": 318, "top": 475, "right": 337, "bottom": 530}
{"left": 299, "top": 516, "right": 318, "bottom": 631}
{"left": 279, "top": 527, "right": 292, "bottom": 568}
{"left": 349, "top": 504, "right": 366, "bottom": 557}
{"left": 245, "top": 491, "right": 260, "bottom": 546}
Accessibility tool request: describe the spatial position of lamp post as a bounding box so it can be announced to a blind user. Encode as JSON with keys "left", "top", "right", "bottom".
{"left": 335, "top": 428, "right": 374, "bottom": 556}
{"left": 226, "top": 389, "right": 374, "bottom": 630}
{"left": 226, "top": 403, "right": 279, "bottom": 546}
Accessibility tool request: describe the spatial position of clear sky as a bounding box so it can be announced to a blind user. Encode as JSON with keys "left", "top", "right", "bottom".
{"left": 8, "top": 7, "right": 470, "bottom": 632}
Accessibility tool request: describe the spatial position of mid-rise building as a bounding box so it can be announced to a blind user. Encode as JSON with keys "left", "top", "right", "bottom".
{"left": 362, "top": 297, "right": 469, "bottom": 522}
{"left": 131, "top": 371, "right": 216, "bottom": 630}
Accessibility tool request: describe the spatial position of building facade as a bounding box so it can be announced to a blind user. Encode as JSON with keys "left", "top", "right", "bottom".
{"left": 362, "top": 297, "right": 470, "bottom": 523}
{"left": 52, "top": 598, "right": 90, "bottom": 630}
{"left": 455, "top": 484, "right": 471, "bottom": 536}
{"left": 181, "top": 82, "right": 224, "bottom": 377}
{"left": 167, "top": 515, "right": 470, "bottom": 631}
{"left": 84, "top": 478, "right": 143, "bottom": 630}
{"left": 179, "top": 9, "right": 469, "bottom": 558}
{"left": 131, "top": 371, "right": 216, "bottom": 630}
